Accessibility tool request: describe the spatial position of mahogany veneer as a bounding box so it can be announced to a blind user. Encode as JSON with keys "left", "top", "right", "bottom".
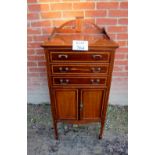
{"left": 41, "top": 17, "right": 119, "bottom": 140}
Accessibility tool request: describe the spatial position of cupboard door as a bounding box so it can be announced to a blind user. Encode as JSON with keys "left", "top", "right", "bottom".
{"left": 54, "top": 89, "right": 78, "bottom": 120}
{"left": 81, "top": 89, "right": 105, "bottom": 120}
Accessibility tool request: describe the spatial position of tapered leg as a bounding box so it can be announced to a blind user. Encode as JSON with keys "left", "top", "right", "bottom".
{"left": 99, "top": 122, "right": 104, "bottom": 139}
{"left": 53, "top": 121, "right": 58, "bottom": 140}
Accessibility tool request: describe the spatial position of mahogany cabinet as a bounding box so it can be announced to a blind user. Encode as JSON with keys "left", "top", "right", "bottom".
{"left": 41, "top": 17, "right": 118, "bottom": 139}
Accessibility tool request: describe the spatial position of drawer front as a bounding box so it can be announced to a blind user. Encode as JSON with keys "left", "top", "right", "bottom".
{"left": 53, "top": 77, "right": 107, "bottom": 86}
{"left": 50, "top": 52, "right": 110, "bottom": 62}
{"left": 51, "top": 64, "right": 109, "bottom": 74}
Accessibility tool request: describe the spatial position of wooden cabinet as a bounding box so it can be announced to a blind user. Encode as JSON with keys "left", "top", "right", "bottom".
{"left": 41, "top": 17, "right": 118, "bottom": 139}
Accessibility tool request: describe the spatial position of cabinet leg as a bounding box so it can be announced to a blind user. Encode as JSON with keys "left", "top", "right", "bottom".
{"left": 99, "top": 122, "right": 104, "bottom": 140}
{"left": 53, "top": 121, "right": 58, "bottom": 140}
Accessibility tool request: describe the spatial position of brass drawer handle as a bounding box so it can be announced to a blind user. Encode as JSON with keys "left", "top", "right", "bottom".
{"left": 59, "top": 79, "right": 69, "bottom": 84}
{"left": 91, "top": 79, "right": 100, "bottom": 84}
{"left": 59, "top": 67, "right": 69, "bottom": 72}
{"left": 92, "top": 54, "right": 102, "bottom": 60}
{"left": 91, "top": 67, "right": 101, "bottom": 73}
{"left": 58, "top": 54, "right": 68, "bottom": 59}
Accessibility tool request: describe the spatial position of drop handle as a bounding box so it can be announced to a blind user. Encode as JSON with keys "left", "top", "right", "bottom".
{"left": 58, "top": 54, "right": 68, "bottom": 59}
{"left": 92, "top": 54, "right": 102, "bottom": 60}
{"left": 91, "top": 67, "right": 101, "bottom": 73}
{"left": 91, "top": 79, "right": 100, "bottom": 84}
{"left": 59, "top": 67, "right": 69, "bottom": 72}
{"left": 59, "top": 79, "right": 69, "bottom": 84}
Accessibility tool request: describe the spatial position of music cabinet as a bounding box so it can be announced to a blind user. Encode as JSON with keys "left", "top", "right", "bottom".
{"left": 41, "top": 17, "right": 118, "bottom": 139}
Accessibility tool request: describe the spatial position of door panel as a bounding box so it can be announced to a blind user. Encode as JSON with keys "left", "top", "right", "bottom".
{"left": 54, "top": 89, "right": 78, "bottom": 120}
{"left": 81, "top": 89, "right": 105, "bottom": 120}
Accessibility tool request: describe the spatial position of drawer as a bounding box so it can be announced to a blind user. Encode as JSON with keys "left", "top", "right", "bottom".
{"left": 51, "top": 64, "right": 109, "bottom": 74}
{"left": 50, "top": 52, "right": 110, "bottom": 62}
{"left": 52, "top": 77, "right": 107, "bottom": 86}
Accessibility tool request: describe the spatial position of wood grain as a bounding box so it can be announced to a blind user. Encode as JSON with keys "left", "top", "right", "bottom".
{"left": 54, "top": 89, "right": 78, "bottom": 120}
{"left": 81, "top": 89, "right": 105, "bottom": 120}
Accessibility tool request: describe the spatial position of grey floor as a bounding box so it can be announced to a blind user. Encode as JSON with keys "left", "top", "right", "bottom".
{"left": 27, "top": 104, "right": 128, "bottom": 155}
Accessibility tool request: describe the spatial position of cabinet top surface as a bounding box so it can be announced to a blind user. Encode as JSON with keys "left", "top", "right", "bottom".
{"left": 41, "top": 18, "right": 119, "bottom": 49}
